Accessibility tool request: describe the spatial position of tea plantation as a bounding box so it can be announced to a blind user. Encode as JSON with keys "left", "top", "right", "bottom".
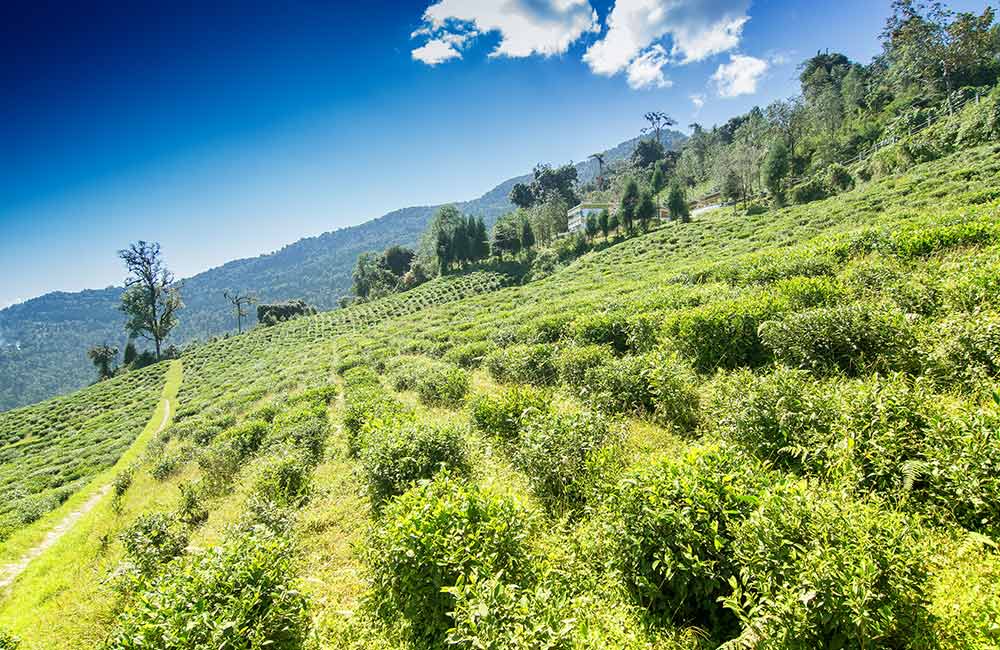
{"left": 2, "top": 143, "right": 1000, "bottom": 648}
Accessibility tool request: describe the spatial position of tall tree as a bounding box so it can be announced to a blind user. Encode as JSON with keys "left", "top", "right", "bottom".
{"left": 118, "top": 241, "right": 182, "bottom": 359}
{"left": 667, "top": 183, "right": 690, "bottom": 223}
{"left": 585, "top": 213, "right": 599, "bottom": 238}
{"left": 651, "top": 166, "right": 666, "bottom": 194}
{"left": 436, "top": 228, "right": 454, "bottom": 274}
{"left": 381, "top": 245, "right": 415, "bottom": 277}
{"left": 473, "top": 217, "right": 490, "bottom": 261}
{"left": 521, "top": 219, "right": 536, "bottom": 251}
{"left": 607, "top": 211, "right": 620, "bottom": 238}
{"left": 509, "top": 182, "right": 535, "bottom": 209}
{"left": 642, "top": 111, "right": 677, "bottom": 148}
{"left": 619, "top": 179, "right": 640, "bottom": 234}
{"left": 453, "top": 218, "right": 470, "bottom": 267}
{"left": 88, "top": 344, "right": 118, "bottom": 381}
{"left": 763, "top": 139, "right": 791, "bottom": 205}
{"left": 631, "top": 139, "right": 666, "bottom": 168}
{"left": 224, "top": 290, "right": 257, "bottom": 334}
{"left": 636, "top": 192, "right": 657, "bottom": 232}
{"left": 598, "top": 209, "right": 610, "bottom": 238}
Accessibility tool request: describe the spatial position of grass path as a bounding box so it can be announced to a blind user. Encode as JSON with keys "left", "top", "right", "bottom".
{"left": 0, "top": 360, "right": 182, "bottom": 647}
{"left": 0, "top": 396, "right": 172, "bottom": 589}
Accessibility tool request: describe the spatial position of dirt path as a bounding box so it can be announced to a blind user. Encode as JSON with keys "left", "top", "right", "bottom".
{"left": 0, "top": 396, "right": 172, "bottom": 589}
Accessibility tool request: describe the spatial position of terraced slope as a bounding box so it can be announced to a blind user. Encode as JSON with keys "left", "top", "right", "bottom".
{"left": 0, "top": 363, "right": 168, "bottom": 541}
{"left": 2, "top": 144, "right": 1000, "bottom": 649}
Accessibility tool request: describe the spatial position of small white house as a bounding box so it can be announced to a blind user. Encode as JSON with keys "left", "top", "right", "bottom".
{"left": 567, "top": 202, "right": 610, "bottom": 233}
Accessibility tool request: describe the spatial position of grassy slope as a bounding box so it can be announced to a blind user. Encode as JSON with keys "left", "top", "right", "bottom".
{"left": 0, "top": 360, "right": 181, "bottom": 647}
{"left": 2, "top": 144, "right": 999, "bottom": 647}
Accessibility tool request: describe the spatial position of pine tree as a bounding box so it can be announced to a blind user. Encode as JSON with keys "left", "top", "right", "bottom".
{"left": 637, "top": 192, "right": 657, "bottom": 231}
{"left": 598, "top": 209, "right": 610, "bottom": 238}
{"left": 667, "top": 182, "right": 690, "bottom": 223}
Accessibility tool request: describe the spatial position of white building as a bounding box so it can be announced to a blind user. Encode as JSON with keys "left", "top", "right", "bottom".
{"left": 567, "top": 202, "right": 610, "bottom": 233}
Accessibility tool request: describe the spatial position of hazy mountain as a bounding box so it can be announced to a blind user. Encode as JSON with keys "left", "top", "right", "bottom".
{"left": 0, "top": 130, "right": 683, "bottom": 411}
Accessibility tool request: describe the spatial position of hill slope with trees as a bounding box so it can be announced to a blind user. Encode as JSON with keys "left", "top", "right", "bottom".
{"left": 0, "top": 131, "right": 680, "bottom": 412}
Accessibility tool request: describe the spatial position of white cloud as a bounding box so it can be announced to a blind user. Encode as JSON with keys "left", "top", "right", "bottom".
{"left": 412, "top": 38, "right": 463, "bottom": 65}
{"left": 625, "top": 45, "right": 673, "bottom": 89}
{"left": 411, "top": 0, "right": 599, "bottom": 65}
{"left": 583, "top": 0, "right": 750, "bottom": 80}
{"left": 711, "top": 53, "right": 768, "bottom": 97}
{"left": 690, "top": 93, "right": 706, "bottom": 109}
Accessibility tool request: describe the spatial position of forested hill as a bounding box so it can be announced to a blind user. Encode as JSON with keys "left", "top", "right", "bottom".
{"left": 0, "top": 130, "right": 683, "bottom": 412}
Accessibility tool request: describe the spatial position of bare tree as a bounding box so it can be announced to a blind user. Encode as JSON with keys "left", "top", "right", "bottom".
{"left": 590, "top": 152, "right": 606, "bottom": 190}
{"left": 642, "top": 111, "right": 677, "bottom": 148}
{"left": 224, "top": 290, "right": 258, "bottom": 334}
{"left": 118, "top": 241, "right": 182, "bottom": 359}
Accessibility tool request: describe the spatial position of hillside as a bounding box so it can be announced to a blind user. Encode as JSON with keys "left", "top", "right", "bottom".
{"left": 0, "top": 131, "right": 682, "bottom": 413}
{"left": 2, "top": 138, "right": 999, "bottom": 648}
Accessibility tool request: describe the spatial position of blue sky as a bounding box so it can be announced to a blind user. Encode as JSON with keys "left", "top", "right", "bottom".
{"left": 0, "top": 0, "right": 990, "bottom": 308}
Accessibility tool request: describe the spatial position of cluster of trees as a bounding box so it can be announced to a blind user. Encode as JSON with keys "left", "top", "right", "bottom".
{"left": 257, "top": 300, "right": 317, "bottom": 327}
{"left": 351, "top": 245, "right": 420, "bottom": 300}
{"left": 509, "top": 164, "right": 579, "bottom": 210}
{"left": 672, "top": 1, "right": 999, "bottom": 207}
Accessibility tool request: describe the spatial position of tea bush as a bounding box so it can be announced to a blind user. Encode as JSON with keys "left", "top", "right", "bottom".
{"left": 665, "top": 294, "right": 786, "bottom": 371}
{"left": 469, "top": 385, "right": 551, "bottom": 441}
{"left": 603, "top": 445, "right": 773, "bottom": 635}
{"left": 925, "top": 312, "right": 1000, "bottom": 388}
{"left": 706, "top": 368, "right": 839, "bottom": 474}
{"left": 567, "top": 311, "right": 658, "bottom": 354}
{"left": 555, "top": 344, "right": 613, "bottom": 388}
{"left": 215, "top": 419, "right": 270, "bottom": 457}
{"left": 774, "top": 275, "right": 843, "bottom": 310}
{"left": 175, "top": 481, "right": 208, "bottom": 527}
{"left": 445, "top": 573, "right": 573, "bottom": 650}
{"left": 359, "top": 421, "right": 470, "bottom": 507}
{"left": 516, "top": 409, "right": 621, "bottom": 514}
{"left": 727, "top": 485, "right": 928, "bottom": 649}
{"left": 760, "top": 303, "right": 916, "bottom": 376}
{"left": 644, "top": 348, "right": 700, "bottom": 431}
{"left": 119, "top": 512, "right": 189, "bottom": 577}
{"left": 253, "top": 446, "right": 313, "bottom": 507}
{"left": 104, "top": 528, "right": 309, "bottom": 650}
{"left": 0, "top": 630, "right": 20, "bottom": 649}
{"left": 485, "top": 344, "right": 558, "bottom": 386}
{"left": 585, "top": 355, "right": 654, "bottom": 416}
{"left": 443, "top": 341, "right": 492, "bottom": 369}
{"left": 342, "top": 385, "right": 414, "bottom": 457}
{"left": 267, "top": 402, "right": 329, "bottom": 463}
{"left": 365, "top": 473, "right": 536, "bottom": 646}
{"left": 414, "top": 362, "right": 469, "bottom": 408}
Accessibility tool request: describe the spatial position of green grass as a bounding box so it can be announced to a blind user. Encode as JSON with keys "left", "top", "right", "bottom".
{"left": 0, "top": 363, "right": 169, "bottom": 542}
{"left": 4, "top": 143, "right": 1000, "bottom": 648}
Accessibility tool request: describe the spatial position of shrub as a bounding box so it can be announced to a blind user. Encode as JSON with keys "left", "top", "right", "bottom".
{"left": 387, "top": 356, "right": 429, "bottom": 391}
{"left": 485, "top": 344, "right": 558, "bottom": 386}
{"left": 175, "top": 481, "right": 208, "bottom": 527}
{"left": 197, "top": 438, "right": 244, "bottom": 495}
{"left": 445, "top": 574, "right": 573, "bottom": 650}
{"left": 925, "top": 312, "right": 1000, "bottom": 388}
{"left": 267, "top": 403, "right": 329, "bottom": 463}
{"left": 525, "top": 314, "right": 573, "bottom": 344}
{"left": 789, "top": 177, "right": 827, "bottom": 204}
{"left": 415, "top": 362, "right": 469, "bottom": 408}
{"left": 727, "top": 485, "right": 928, "bottom": 649}
{"left": 366, "top": 474, "right": 535, "bottom": 646}
{"left": 342, "top": 389, "right": 413, "bottom": 457}
{"left": 215, "top": 420, "right": 270, "bottom": 457}
{"left": 515, "top": 410, "right": 621, "bottom": 514}
{"left": 774, "top": 276, "right": 843, "bottom": 309}
{"left": 119, "top": 512, "right": 189, "bottom": 577}
{"left": 603, "top": 445, "right": 773, "bottom": 635}
{"left": 824, "top": 162, "right": 854, "bottom": 193}
{"left": 443, "top": 341, "right": 492, "bottom": 369}
{"left": 342, "top": 365, "right": 380, "bottom": 387}
{"left": 760, "top": 303, "right": 916, "bottom": 376}
{"left": 706, "top": 368, "right": 839, "bottom": 474}
{"left": 150, "top": 447, "right": 188, "bottom": 481}
{"left": 469, "top": 385, "right": 551, "bottom": 441}
{"left": 644, "top": 348, "right": 700, "bottom": 431}
{"left": 104, "top": 528, "right": 309, "bottom": 650}
{"left": 112, "top": 466, "right": 135, "bottom": 500}
{"left": 0, "top": 630, "right": 20, "bottom": 650}
{"left": 568, "top": 311, "right": 659, "bottom": 354}
{"left": 555, "top": 344, "right": 613, "bottom": 388}
{"left": 924, "top": 534, "right": 1000, "bottom": 650}
{"left": 585, "top": 355, "right": 654, "bottom": 416}
{"left": 286, "top": 384, "right": 338, "bottom": 406}
{"left": 839, "top": 374, "right": 944, "bottom": 498}
{"left": 360, "top": 421, "right": 470, "bottom": 507}
{"left": 665, "top": 293, "right": 786, "bottom": 371}
{"left": 253, "top": 447, "right": 313, "bottom": 507}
